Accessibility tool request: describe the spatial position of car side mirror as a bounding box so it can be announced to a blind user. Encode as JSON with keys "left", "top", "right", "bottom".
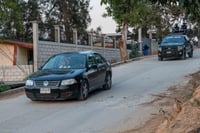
{"left": 158, "top": 40, "right": 161, "bottom": 45}
{"left": 88, "top": 64, "right": 97, "bottom": 69}
{"left": 38, "top": 66, "right": 42, "bottom": 70}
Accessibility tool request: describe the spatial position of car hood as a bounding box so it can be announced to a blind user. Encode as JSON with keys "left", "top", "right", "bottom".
{"left": 29, "top": 69, "right": 85, "bottom": 81}
{"left": 161, "top": 42, "right": 184, "bottom": 46}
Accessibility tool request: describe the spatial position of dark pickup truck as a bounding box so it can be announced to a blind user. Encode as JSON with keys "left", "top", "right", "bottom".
{"left": 158, "top": 33, "right": 193, "bottom": 61}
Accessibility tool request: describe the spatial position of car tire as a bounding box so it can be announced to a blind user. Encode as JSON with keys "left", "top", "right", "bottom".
{"left": 103, "top": 73, "right": 112, "bottom": 90}
{"left": 188, "top": 50, "right": 193, "bottom": 58}
{"left": 158, "top": 57, "right": 163, "bottom": 61}
{"left": 78, "top": 80, "right": 89, "bottom": 100}
{"left": 182, "top": 50, "right": 186, "bottom": 60}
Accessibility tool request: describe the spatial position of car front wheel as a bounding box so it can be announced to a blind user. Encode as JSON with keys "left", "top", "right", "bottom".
{"left": 78, "top": 80, "right": 89, "bottom": 100}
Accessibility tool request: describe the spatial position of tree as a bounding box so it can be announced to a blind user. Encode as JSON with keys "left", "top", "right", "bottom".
{"left": 0, "top": 0, "right": 41, "bottom": 42}
{"left": 0, "top": 0, "right": 24, "bottom": 40}
{"left": 149, "top": 0, "right": 200, "bottom": 27}
{"left": 40, "top": 0, "right": 91, "bottom": 43}
{"left": 101, "top": 0, "right": 149, "bottom": 62}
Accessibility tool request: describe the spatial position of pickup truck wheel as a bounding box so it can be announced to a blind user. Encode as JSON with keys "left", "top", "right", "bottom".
{"left": 188, "top": 50, "right": 193, "bottom": 58}
{"left": 158, "top": 57, "right": 163, "bottom": 61}
{"left": 182, "top": 51, "right": 186, "bottom": 60}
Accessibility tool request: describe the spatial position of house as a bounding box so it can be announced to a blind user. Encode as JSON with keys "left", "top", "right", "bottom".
{"left": 0, "top": 40, "right": 33, "bottom": 66}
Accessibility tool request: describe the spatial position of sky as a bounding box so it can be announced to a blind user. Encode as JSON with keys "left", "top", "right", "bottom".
{"left": 88, "top": 0, "right": 117, "bottom": 33}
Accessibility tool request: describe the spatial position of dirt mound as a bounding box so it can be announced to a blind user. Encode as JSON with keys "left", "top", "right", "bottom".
{"left": 123, "top": 71, "right": 200, "bottom": 133}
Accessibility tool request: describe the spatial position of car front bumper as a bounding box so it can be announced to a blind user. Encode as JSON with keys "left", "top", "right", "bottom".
{"left": 158, "top": 50, "right": 184, "bottom": 58}
{"left": 24, "top": 84, "right": 80, "bottom": 100}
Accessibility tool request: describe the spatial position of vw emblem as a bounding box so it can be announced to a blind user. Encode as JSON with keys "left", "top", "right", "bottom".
{"left": 43, "top": 81, "right": 49, "bottom": 86}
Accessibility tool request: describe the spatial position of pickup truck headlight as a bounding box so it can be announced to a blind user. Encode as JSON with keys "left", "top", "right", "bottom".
{"left": 177, "top": 46, "right": 183, "bottom": 51}
{"left": 61, "top": 79, "right": 77, "bottom": 86}
{"left": 26, "top": 80, "right": 34, "bottom": 86}
{"left": 158, "top": 47, "right": 162, "bottom": 51}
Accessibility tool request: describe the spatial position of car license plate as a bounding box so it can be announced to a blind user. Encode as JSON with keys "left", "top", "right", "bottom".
{"left": 166, "top": 51, "right": 171, "bottom": 54}
{"left": 40, "top": 88, "right": 51, "bottom": 94}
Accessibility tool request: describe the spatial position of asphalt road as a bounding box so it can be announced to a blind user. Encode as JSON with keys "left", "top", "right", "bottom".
{"left": 1, "top": 49, "right": 200, "bottom": 133}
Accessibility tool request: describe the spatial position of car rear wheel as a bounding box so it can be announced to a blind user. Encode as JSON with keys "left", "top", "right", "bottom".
{"left": 103, "top": 73, "right": 112, "bottom": 90}
{"left": 78, "top": 80, "right": 89, "bottom": 100}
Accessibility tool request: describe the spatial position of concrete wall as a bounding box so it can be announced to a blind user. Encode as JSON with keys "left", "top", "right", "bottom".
{"left": 0, "top": 65, "right": 33, "bottom": 81}
{"left": 37, "top": 41, "right": 122, "bottom": 67}
{"left": 0, "top": 43, "right": 14, "bottom": 66}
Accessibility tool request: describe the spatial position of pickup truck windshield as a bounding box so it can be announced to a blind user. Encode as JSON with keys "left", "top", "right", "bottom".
{"left": 161, "top": 35, "right": 185, "bottom": 46}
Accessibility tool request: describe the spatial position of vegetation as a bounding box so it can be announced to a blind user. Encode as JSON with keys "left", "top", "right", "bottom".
{"left": 129, "top": 43, "right": 140, "bottom": 59}
{"left": 0, "top": 84, "right": 10, "bottom": 92}
{"left": 0, "top": 0, "right": 91, "bottom": 42}
{"left": 0, "top": 0, "right": 200, "bottom": 54}
{"left": 101, "top": 0, "right": 150, "bottom": 62}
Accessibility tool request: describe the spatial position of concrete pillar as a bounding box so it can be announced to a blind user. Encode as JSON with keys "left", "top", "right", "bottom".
{"left": 72, "top": 28, "right": 78, "bottom": 51}
{"left": 54, "top": 25, "right": 60, "bottom": 43}
{"left": 149, "top": 31, "right": 153, "bottom": 55}
{"left": 31, "top": 21, "right": 38, "bottom": 72}
{"left": 88, "top": 32, "right": 93, "bottom": 49}
{"left": 54, "top": 25, "right": 60, "bottom": 52}
{"left": 138, "top": 28, "right": 142, "bottom": 55}
{"left": 102, "top": 35, "right": 105, "bottom": 56}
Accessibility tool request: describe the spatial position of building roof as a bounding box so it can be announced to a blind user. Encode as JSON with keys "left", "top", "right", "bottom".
{"left": 1, "top": 40, "right": 33, "bottom": 49}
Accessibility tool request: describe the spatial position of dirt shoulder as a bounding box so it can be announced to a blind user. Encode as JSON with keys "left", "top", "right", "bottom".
{"left": 121, "top": 71, "right": 200, "bottom": 133}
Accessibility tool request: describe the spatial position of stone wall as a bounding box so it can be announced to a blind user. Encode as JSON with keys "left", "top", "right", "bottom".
{"left": 37, "top": 41, "right": 122, "bottom": 67}
{"left": 0, "top": 65, "right": 33, "bottom": 81}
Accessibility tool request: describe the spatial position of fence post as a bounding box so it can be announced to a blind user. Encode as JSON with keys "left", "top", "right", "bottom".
{"left": 31, "top": 21, "right": 38, "bottom": 72}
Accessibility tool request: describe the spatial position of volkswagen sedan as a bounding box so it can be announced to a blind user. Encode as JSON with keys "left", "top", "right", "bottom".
{"left": 25, "top": 51, "right": 112, "bottom": 101}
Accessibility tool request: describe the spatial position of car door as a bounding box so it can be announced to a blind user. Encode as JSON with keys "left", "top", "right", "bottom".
{"left": 94, "top": 53, "right": 107, "bottom": 87}
{"left": 86, "top": 55, "right": 99, "bottom": 90}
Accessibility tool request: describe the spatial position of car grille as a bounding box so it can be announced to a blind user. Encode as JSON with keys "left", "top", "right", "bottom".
{"left": 34, "top": 81, "right": 60, "bottom": 87}
{"left": 162, "top": 46, "right": 177, "bottom": 53}
{"left": 35, "top": 93, "right": 59, "bottom": 99}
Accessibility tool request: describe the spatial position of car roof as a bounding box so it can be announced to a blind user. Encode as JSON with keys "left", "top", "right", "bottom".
{"left": 56, "top": 51, "right": 96, "bottom": 56}
{"left": 167, "top": 31, "right": 188, "bottom": 36}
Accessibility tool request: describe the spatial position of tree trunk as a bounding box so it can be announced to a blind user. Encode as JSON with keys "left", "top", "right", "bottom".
{"left": 120, "top": 21, "right": 128, "bottom": 62}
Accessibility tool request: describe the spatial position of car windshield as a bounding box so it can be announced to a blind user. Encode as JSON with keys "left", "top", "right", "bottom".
{"left": 161, "top": 35, "right": 185, "bottom": 46}
{"left": 42, "top": 53, "right": 86, "bottom": 69}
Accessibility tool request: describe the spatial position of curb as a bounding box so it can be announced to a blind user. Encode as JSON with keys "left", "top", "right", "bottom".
{"left": 0, "top": 86, "right": 24, "bottom": 97}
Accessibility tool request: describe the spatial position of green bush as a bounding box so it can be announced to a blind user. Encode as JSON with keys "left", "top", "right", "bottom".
{"left": 0, "top": 85, "right": 11, "bottom": 92}
{"left": 129, "top": 43, "right": 140, "bottom": 59}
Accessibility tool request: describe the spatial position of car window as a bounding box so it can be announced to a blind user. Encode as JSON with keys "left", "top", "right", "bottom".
{"left": 42, "top": 54, "right": 86, "bottom": 69}
{"left": 94, "top": 54, "right": 106, "bottom": 65}
{"left": 161, "top": 35, "right": 185, "bottom": 45}
{"left": 87, "top": 55, "right": 96, "bottom": 67}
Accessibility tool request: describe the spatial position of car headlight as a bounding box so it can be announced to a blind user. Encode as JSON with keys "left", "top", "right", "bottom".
{"left": 61, "top": 79, "right": 77, "bottom": 86}
{"left": 158, "top": 47, "right": 162, "bottom": 51}
{"left": 177, "top": 46, "right": 183, "bottom": 51}
{"left": 26, "top": 80, "right": 34, "bottom": 86}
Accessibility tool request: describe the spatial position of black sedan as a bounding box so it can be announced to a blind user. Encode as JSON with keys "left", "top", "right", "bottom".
{"left": 25, "top": 51, "right": 112, "bottom": 101}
